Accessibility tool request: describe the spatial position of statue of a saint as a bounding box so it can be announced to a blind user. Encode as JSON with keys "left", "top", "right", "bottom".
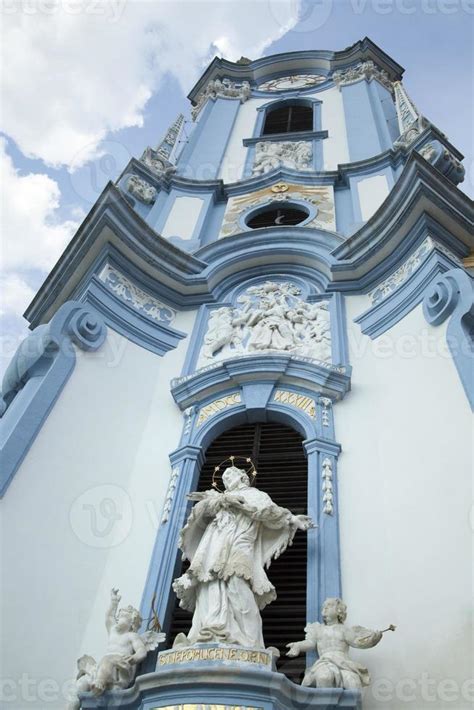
{"left": 286, "top": 597, "right": 396, "bottom": 688}
{"left": 172, "top": 465, "right": 315, "bottom": 649}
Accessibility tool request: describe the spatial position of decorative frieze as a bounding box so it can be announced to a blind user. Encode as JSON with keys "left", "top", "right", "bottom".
{"left": 368, "top": 237, "right": 461, "bottom": 305}
{"left": 321, "top": 457, "right": 334, "bottom": 515}
{"left": 161, "top": 466, "right": 181, "bottom": 524}
{"left": 192, "top": 78, "right": 251, "bottom": 120}
{"left": 126, "top": 174, "right": 157, "bottom": 204}
{"left": 196, "top": 393, "right": 242, "bottom": 427}
{"left": 332, "top": 60, "right": 393, "bottom": 93}
{"left": 273, "top": 390, "right": 316, "bottom": 418}
{"left": 99, "top": 264, "right": 176, "bottom": 323}
{"left": 219, "top": 182, "right": 335, "bottom": 238}
{"left": 252, "top": 141, "right": 312, "bottom": 175}
{"left": 197, "top": 281, "right": 332, "bottom": 369}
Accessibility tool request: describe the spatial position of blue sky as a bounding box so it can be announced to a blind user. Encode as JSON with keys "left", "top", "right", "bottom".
{"left": 1, "top": 0, "right": 473, "bottom": 374}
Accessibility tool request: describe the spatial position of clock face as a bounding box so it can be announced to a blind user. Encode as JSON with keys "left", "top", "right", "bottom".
{"left": 258, "top": 74, "right": 326, "bottom": 91}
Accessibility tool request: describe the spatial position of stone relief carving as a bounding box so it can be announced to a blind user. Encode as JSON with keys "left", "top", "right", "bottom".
{"left": 67, "top": 589, "right": 165, "bottom": 709}
{"left": 332, "top": 60, "right": 393, "bottom": 93}
{"left": 196, "top": 281, "right": 332, "bottom": 369}
{"left": 99, "top": 264, "right": 176, "bottom": 323}
{"left": 219, "top": 182, "right": 335, "bottom": 238}
{"left": 321, "top": 457, "right": 334, "bottom": 515}
{"left": 126, "top": 175, "right": 157, "bottom": 204}
{"left": 368, "top": 237, "right": 461, "bottom": 305}
{"left": 252, "top": 141, "right": 312, "bottom": 175}
{"left": 286, "top": 597, "right": 395, "bottom": 688}
{"left": 192, "top": 78, "right": 251, "bottom": 120}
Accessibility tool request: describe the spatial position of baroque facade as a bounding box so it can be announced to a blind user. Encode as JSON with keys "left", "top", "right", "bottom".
{"left": 1, "top": 38, "right": 473, "bottom": 710}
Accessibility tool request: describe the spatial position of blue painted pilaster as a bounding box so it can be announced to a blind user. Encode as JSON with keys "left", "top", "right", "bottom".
{"left": 179, "top": 98, "right": 240, "bottom": 180}
{"left": 341, "top": 80, "right": 385, "bottom": 161}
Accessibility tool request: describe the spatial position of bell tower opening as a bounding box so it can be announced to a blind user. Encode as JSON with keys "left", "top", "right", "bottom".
{"left": 168, "top": 421, "right": 308, "bottom": 682}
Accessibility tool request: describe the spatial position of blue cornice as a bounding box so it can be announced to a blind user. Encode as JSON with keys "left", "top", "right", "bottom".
{"left": 170, "top": 354, "right": 351, "bottom": 409}
{"left": 24, "top": 155, "right": 473, "bottom": 330}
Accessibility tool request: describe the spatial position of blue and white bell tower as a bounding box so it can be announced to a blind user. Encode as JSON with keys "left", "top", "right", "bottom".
{"left": 1, "top": 37, "right": 472, "bottom": 710}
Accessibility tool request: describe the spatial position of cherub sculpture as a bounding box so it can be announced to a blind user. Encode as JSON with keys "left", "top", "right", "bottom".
{"left": 286, "top": 597, "right": 395, "bottom": 689}
{"left": 67, "top": 589, "right": 165, "bottom": 709}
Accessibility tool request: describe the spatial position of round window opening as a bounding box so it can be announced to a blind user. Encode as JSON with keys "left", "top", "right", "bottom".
{"left": 246, "top": 205, "right": 309, "bottom": 229}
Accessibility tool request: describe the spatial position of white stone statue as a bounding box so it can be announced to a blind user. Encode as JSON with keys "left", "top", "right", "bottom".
{"left": 67, "top": 589, "right": 165, "bottom": 709}
{"left": 286, "top": 597, "right": 396, "bottom": 689}
{"left": 172, "top": 465, "right": 315, "bottom": 649}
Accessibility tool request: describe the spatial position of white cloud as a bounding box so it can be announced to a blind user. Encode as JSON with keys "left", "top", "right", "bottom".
{"left": 0, "top": 138, "right": 81, "bottom": 319}
{"left": 1, "top": 0, "right": 300, "bottom": 169}
{"left": 0, "top": 273, "right": 36, "bottom": 317}
{"left": 0, "top": 139, "right": 80, "bottom": 273}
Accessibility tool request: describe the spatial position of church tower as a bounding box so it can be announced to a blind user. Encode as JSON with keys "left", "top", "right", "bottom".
{"left": 1, "top": 38, "right": 472, "bottom": 710}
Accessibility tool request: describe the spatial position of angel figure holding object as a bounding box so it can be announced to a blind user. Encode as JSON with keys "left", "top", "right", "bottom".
{"left": 67, "top": 589, "right": 165, "bottom": 709}
{"left": 173, "top": 464, "right": 315, "bottom": 650}
{"left": 286, "top": 597, "right": 395, "bottom": 689}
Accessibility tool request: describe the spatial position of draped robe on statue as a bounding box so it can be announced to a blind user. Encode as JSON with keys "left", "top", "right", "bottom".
{"left": 173, "top": 485, "right": 299, "bottom": 649}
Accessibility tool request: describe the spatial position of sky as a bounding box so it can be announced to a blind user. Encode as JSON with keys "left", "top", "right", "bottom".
{"left": 0, "top": 0, "right": 473, "bottom": 375}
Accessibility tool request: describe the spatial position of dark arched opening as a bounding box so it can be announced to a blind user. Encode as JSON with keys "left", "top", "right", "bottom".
{"left": 168, "top": 421, "right": 308, "bottom": 682}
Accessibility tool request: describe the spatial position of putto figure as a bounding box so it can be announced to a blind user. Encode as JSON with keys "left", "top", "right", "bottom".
{"left": 67, "top": 589, "right": 165, "bottom": 709}
{"left": 173, "top": 464, "right": 315, "bottom": 649}
{"left": 286, "top": 597, "right": 395, "bottom": 688}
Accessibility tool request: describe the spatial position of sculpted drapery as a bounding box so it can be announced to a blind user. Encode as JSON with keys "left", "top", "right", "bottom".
{"left": 172, "top": 466, "right": 314, "bottom": 649}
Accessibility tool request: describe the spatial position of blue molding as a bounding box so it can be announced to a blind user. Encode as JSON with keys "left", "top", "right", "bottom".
{"left": 355, "top": 249, "right": 459, "bottom": 338}
{"left": 243, "top": 130, "right": 328, "bottom": 146}
{"left": 187, "top": 38, "right": 404, "bottom": 103}
{"left": 423, "top": 268, "right": 474, "bottom": 409}
{"left": 79, "top": 663, "right": 362, "bottom": 709}
{"left": 80, "top": 278, "right": 187, "bottom": 356}
{"left": 171, "top": 356, "right": 351, "bottom": 409}
{"left": 0, "top": 302, "right": 107, "bottom": 496}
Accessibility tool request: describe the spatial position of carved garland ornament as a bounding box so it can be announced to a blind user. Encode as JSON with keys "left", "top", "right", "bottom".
{"left": 368, "top": 237, "right": 461, "bottom": 305}
{"left": 126, "top": 175, "right": 157, "bottom": 204}
{"left": 192, "top": 78, "right": 251, "bottom": 120}
{"left": 321, "top": 457, "right": 334, "bottom": 515}
{"left": 99, "top": 264, "right": 176, "bottom": 324}
{"left": 332, "top": 60, "right": 393, "bottom": 93}
{"left": 197, "top": 281, "right": 332, "bottom": 369}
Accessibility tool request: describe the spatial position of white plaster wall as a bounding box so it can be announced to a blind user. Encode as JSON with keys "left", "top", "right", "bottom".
{"left": 161, "top": 196, "right": 204, "bottom": 240}
{"left": 320, "top": 85, "right": 350, "bottom": 170}
{"left": 356, "top": 174, "right": 390, "bottom": 221}
{"left": 0, "top": 309, "right": 196, "bottom": 709}
{"left": 336, "top": 297, "right": 473, "bottom": 710}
